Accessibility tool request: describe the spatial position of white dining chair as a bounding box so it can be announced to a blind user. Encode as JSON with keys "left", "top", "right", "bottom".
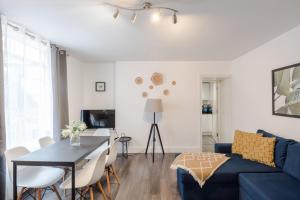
{"left": 59, "top": 147, "right": 109, "bottom": 200}
{"left": 5, "top": 146, "right": 65, "bottom": 200}
{"left": 84, "top": 129, "right": 117, "bottom": 160}
{"left": 38, "top": 136, "right": 55, "bottom": 148}
{"left": 38, "top": 136, "right": 70, "bottom": 196}
{"left": 105, "top": 137, "right": 120, "bottom": 198}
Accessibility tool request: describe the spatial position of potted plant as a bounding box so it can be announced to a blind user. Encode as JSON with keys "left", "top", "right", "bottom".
{"left": 61, "top": 121, "right": 87, "bottom": 146}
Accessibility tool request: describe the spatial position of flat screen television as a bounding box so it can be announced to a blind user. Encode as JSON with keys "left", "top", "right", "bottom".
{"left": 81, "top": 110, "right": 115, "bottom": 129}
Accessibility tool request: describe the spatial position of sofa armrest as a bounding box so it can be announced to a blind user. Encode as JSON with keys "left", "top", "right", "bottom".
{"left": 215, "top": 143, "right": 232, "bottom": 153}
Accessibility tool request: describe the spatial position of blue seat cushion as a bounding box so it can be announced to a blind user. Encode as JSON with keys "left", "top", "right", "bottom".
{"left": 283, "top": 142, "right": 300, "bottom": 181}
{"left": 257, "top": 129, "right": 294, "bottom": 168}
{"left": 206, "top": 154, "right": 281, "bottom": 184}
{"left": 239, "top": 173, "right": 300, "bottom": 200}
{"left": 215, "top": 143, "right": 232, "bottom": 154}
{"left": 177, "top": 168, "right": 239, "bottom": 200}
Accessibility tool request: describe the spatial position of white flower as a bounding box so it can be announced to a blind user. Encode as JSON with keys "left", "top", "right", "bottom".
{"left": 61, "top": 121, "right": 87, "bottom": 138}
{"left": 61, "top": 129, "right": 71, "bottom": 138}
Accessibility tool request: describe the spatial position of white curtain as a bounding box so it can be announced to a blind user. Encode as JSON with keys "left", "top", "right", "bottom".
{"left": 1, "top": 17, "right": 53, "bottom": 150}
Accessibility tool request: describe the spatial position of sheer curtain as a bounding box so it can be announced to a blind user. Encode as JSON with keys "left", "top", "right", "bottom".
{"left": 2, "top": 17, "right": 53, "bottom": 150}
{"left": 0, "top": 16, "right": 6, "bottom": 200}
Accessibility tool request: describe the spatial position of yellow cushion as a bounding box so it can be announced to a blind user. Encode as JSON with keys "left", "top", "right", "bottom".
{"left": 243, "top": 136, "right": 276, "bottom": 167}
{"left": 232, "top": 130, "right": 262, "bottom": 155}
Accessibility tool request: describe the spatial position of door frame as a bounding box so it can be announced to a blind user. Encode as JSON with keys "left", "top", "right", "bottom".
{"left": 199, "top": 74, "right": 232, "bottom": 152}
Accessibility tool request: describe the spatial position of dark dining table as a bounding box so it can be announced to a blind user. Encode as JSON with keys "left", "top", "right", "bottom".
{"left": 12, "top": 136, "right": 110, "bottom": 200}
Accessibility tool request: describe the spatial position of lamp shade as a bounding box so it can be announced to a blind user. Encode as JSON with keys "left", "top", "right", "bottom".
{"left": 144, "top": 98, "right": 163, "bottom": 113}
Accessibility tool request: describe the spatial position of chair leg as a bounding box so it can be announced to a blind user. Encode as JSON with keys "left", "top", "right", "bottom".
{"left": 33, "top": 189, "right": 37, "bottom": 200}
{"left": 79, "top": 189, "right": 83, "bottom": 200}
{"left": 37, "top": 189, "right": 42, "bottom": 200}
{"left": 106, "top": 169, "right": 111, "bottom": 198}
{"left": 63, "top": 169, "right": 67, "bottom": 197}
{"left": 52, "top": 185, "right": 62, "bottom": 200}
{"left": 110, "top": 165, "right": 120, "bottom": 184}
{"left": 89, "top": 186, "right": 95, "bottom": 200}
{"left": 82, "top": 187, "right": 89, "bottom": 195}
{"left": 17, "top": 187, "right": 25, "bottom": 200}
{"left": 79, "top": 187, "right": 89, "bottom": 200}
{"left": 97, "top": 182, "right": 107, "bottom": 200}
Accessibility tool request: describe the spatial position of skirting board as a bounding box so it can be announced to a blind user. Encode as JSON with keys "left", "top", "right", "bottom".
{"left": 127, "top": 146, "right": 202, "bottom": 154}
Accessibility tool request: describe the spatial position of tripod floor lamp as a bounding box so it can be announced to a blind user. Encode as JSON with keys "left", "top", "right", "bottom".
{"left": 144, "top": 98, "right": 165, "bottom": 163}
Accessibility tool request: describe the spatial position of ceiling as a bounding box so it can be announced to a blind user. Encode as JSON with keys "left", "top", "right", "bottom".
{"left": 1, "top": 0, "right": 300, "bottom": 61}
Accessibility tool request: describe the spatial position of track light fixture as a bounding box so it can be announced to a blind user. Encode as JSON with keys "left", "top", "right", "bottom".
{"left": 105, "top": 2, "right": 179, "bottom": 24}
{"left": 131, "top": 12, "right": 137, "bottom": 23}
{"left": 151, "top": 10, "right": 161, "bottom": 23}
{"left": 113, "top": 9, "right": 119, "bottom": 19}
{"left": 173, "top": 12, "right": 177, "bottom": 24}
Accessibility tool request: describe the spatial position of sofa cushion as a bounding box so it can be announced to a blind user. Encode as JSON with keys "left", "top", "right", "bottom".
{"left": 239, "top": 173, "right": 300, "bottom": 200}
{"left": 177, "top": 168, "right": 239, "bottom": 200}
{"left": 283, "top": 142, "right": 300, "bottom": 181}
{"left": 257, "top": 129, "right": 294, "bottom": 168}
{"left": 232, "top": 130, "right": 262, "bottom": 156}
{"left": 242, "top": 136, "right": 276, "bottom": 167}
{"left": 206, "top": 154, "right": 281, "bottom": 184}
{"left": 215, "top": 143, "right": 232, "bottom": 154}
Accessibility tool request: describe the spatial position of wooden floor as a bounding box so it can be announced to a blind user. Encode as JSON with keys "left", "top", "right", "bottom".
{"left": 26, "top": 153, "right": 180, "bottom": 200}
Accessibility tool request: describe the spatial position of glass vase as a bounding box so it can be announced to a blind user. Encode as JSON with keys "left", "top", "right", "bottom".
{"left": 70, "top": 134, "right": 80, "bottom": 146}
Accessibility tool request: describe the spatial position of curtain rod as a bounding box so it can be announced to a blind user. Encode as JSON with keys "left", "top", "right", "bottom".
{"left": 50, "top": 44, "right": 67, "bottom": 54}
{"left": 6, "top": 22, "right": 49, "bottom": 46}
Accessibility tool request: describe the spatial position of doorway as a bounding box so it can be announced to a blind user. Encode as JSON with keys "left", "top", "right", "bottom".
{"left": 201, "top": 77, "right": 232, "bottom": 152}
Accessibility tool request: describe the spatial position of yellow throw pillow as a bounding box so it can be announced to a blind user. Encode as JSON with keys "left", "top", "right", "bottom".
{"left": 243, "top": 136, "right": 276, "bottom": 167}
{"left": 232, "top": 130, "right": 262, "bottom": 155}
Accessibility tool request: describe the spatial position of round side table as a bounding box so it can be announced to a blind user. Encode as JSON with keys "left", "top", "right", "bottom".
{"left": 119, "top": 136, "right": 132, "bottom": 158}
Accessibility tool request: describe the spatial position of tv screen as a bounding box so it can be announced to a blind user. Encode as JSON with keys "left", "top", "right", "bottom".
{"left": 81, "top": 110, "right": 115, "bottom": 129}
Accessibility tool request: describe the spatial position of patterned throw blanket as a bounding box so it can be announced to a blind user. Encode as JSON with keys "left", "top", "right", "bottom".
{"left": 171, "top": 152, "right": 230, "bottom": 187}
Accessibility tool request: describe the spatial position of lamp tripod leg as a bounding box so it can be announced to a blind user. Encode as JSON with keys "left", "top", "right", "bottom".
{"left": 155, "top": 124, "right": 165, "bottom": 154}
{"left": 145, "top": 124, "right": 154, "bottom": 154}
{"left": 152, "top": 124, "right": 156, "bottom": 163}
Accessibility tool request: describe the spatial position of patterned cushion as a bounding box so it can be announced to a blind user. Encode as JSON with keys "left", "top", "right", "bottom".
{"left": 243, "top": 136, "right": 276, "bottom": 167}
{"left": 232, "top": 130, "right": 262, "bottom": 155}
{"left": 257, "top": 129, "right": 295, "bottom": 168}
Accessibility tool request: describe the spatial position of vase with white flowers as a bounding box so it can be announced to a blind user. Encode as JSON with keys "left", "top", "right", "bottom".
{"left": 61, "top": 121, "right": 87, "bottom": 146}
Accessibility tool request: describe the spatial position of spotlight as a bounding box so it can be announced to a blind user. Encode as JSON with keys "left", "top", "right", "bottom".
{"left": 131, "top": 12, "right": 137, "bottom": 23}
{"left": 173, "top": 12, "right": 177, "bottom": 24}
{"left": 113, "top": 9, "right": 119, "bottom": 19}
{"left": 151, "top": 10, "right": 161, "bottom": 22}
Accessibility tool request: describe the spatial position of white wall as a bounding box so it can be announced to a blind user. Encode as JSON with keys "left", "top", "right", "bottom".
{"left": 231, "top": 25, "right": 300, "bottom": 141}
{"left": 66, "top": 25, "right": 300, "bottom": 149}
{"left": 67, "top": 56, "right": 83, "bottom": 122}
{"left": 115, "top": 61, "right": 231, "bottom": 153}
{"left": 82, "top": 62, "right": 115, "bottom": 110}
{"left": 67, "top": 58, "right": 115, "bottom": 121}
{"left": 219, "top": 78, "right": 232, "bottom": 142}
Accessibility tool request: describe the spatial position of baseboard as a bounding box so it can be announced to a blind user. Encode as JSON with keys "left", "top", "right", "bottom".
{"left": 128, "top": 146, "right": 202, "bottom": 153}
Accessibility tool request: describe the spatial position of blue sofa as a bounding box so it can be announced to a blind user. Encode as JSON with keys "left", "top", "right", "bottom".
{"left": 176, "top": 130, "right": 300, "bottom": 200}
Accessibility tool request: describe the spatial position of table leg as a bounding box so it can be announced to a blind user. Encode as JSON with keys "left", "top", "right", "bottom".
{"left": 107, "top": 140, "right": 110, "bottom": 155}
{"left": 125, "top": 142, "right": 128, "bottom": 158}
{"left": 72, "top": 164, "right": 75, "bottom": 200}
{"left": 13, "top": 162, "right": 17, "bottom": 200}
{"left": 122, "top": 141, "right": 125, "bottom": 157}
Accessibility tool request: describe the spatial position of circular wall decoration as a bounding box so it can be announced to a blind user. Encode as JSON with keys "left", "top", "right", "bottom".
{"left": 172, "top": 81, "right": 176, "bottom": 85}
{"left": 163, "top": 89, "right": 170, "bottom": 96}
{"left": 135, "top": 77, "right": 143, "bottom": 85}
{"left": 149, "top": 85, "right": 154, "bottom": 90}
{"left": 151, "top": 72, "right": 163, "bottom": 86}
{"left": 142, "top": 92, "right": 148, "bottom": 98}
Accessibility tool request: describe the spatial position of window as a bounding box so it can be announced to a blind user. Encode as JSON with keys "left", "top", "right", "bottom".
{"left": 2, "top": 17, "right": 53, "bottom": 149}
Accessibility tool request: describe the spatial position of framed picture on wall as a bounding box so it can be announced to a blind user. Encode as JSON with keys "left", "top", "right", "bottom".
{"left": 95, "top": 82, "right": 105, "bottom": 92}
{"left": 272, "top": 63, "right": 300, "bottom": 118}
